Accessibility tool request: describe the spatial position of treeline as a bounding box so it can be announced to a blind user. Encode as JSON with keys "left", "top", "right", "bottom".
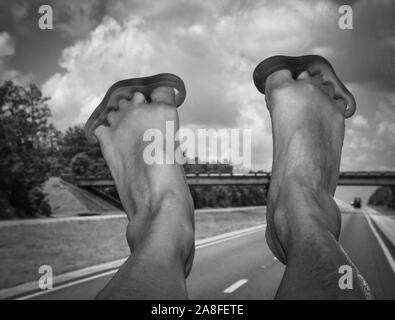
{"left": 0, "top": 81, "right": 267, "bottom": 220}
{"left": 100, "top": 184, "right": 267, "bottom": 210}
{"left": 368, "top": 187, "right": 395, "bottom": 208}
{"left": 190, "top": 185, "right": 267, "bottom": 209}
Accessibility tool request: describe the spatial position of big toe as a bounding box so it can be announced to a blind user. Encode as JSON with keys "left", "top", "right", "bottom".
{"left": 265, "top": 69, "right": 293, "bottom": 95}
{"left": 150, "top": 86, "right": 176, "bottom": 106}
{"left": 94, "top": 124, "right": 111, "bottom": 146}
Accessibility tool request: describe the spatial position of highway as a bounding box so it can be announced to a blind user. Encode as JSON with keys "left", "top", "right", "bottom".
{"left": 25, "top": 206, "right": 395, "bottom": 300}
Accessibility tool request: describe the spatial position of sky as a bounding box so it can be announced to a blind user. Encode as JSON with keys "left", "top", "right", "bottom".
{"left": 0, "top": 0, "right": 394, "bottom": 172}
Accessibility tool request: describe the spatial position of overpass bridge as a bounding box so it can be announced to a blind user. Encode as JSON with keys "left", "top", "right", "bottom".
{"left": 63, "top": 171, "right": 395, "bottom": 187}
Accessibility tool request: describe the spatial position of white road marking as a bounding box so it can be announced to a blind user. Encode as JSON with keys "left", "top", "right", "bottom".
{"left": 196, "top": 206, "right": 264, "bottom": 213}
{"left": 15, "top": 224, "right": 266, "bottom": 300}
{"left": 17, "top": 269, "right": 118, "bottom": 300}
{"left": 1, "top": 206, "right": 265, "bottom": 228}
{"left": 0, "top": 258, "right": 127, "bottom": 300}
{"left": 260, "top": 265, "right": 266, "bottom": 269}
{"left": 196, "top": 224, "right": 265, "bottom": 246}
{"left": 196, "top": 225, "right": 266, "bottom": 249}
{"left": 223, "top": 279, "right": 248, "bottom": 293}
{"left": 363, "top": 208, "right": 395, "bottom": 275}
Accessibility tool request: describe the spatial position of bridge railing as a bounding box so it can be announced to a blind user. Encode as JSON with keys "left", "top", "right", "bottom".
{"left": 62, "top": 171, "right": 395, "bottom": 187}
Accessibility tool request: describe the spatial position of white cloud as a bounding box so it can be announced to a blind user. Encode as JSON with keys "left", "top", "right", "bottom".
{"left": 43, "top": 17, "right": 155, "bottom": 128}
{"left": 0, "top": 32, "right": 32, "bottom": 85}
{"left": 340, "top": 83, "right": 395, "bottom": 170}
{"left": 0, "top": 69, "right": 33, "bottom": 85}
{"left": 0, "top": 32, "right": 15, "bottom": 58}
{"left": 45, "top": 0, "right": 395, "bottom": 171}
{"left": 377, "top": 121, "right": 395, "bottom": 141}
{"left": 351, "top": 115, "right": 369, "bottom": 128}
{"left": 53, "top": 0, "right": 104, "bottom": 39}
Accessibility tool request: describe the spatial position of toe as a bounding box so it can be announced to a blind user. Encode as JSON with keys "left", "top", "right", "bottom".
{"left": 267, "top": 69, "right": 293, "bottom": 84}
{"left": 106, "top": 109, "right": 119, "bottom": 126}
{"left": 94, "top": 125, "right": 111, "bottom": 145}
{"left": 297, "top": 71, "right": 311, "bottom": 80}
{"left": 108, "top": 87, "right": 134, "bottom": 107}
{"left": 298, "top": 72, "right": 323, "bottom": 89}
{"left": 118, "top": 98, "right": 131, "bottom": 110}
{"left": 309, "top": 73, "right": 324, "bottom": 87}
{"left": 150, "top": 87, "right": 176, "bottom": 106}
{"left": 321, "top": 82, "right": 335, "bottom": 98}
{"left": 335, "top": 97, "right": 347, "bottom": 114}
{"left": 265, "top": 69, "right": 293, "bottom": 95}
{"left": 131, "top": 91, "right": 146, "bottom": 104}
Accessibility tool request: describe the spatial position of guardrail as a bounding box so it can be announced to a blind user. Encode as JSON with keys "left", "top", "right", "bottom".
{"left": 62, "top": 171, "right": 395, "bottom": 187}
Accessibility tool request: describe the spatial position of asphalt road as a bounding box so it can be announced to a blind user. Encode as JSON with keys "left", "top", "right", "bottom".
{"left": 28, "top": 208, "right": 395, "bottom": 300}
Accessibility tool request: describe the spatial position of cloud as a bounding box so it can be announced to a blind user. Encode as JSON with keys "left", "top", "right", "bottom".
{"left": 332, "top": 0, "right": 395, "bottom": 90}
{"left": 11, "top": 1, "right": 29, "bottom": 20}
{"left": 39, "top": 0, "right": 395, "bottom": 171}
{"left": 374, "top": 99, "right": 395, "bottom": 145}
{"left": 341, "top": 83, "right": 395, "bottom": 170}
{"left": 351, "top": 115, "right": 369, "bottom": 128}
{"left": 52, "top": 0, "right": 106, "bottom": 39}
{"left": 0, "top": 32, "right": 15, "bottom": 57}
{"left": 42, "top": 0, "right": 342, "bottom": 171}
{"left": 42, "top": 17, "right": 156, "bottom": 127}
{"left": 0, "top": 32, "right": 32, "bottom": 85}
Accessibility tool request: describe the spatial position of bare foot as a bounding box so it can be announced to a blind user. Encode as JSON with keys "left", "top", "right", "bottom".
{"left": 94, "top": 87, "right": 195, "bottom": 278}
{"left": 264, "top": 69, "right": 346, "bottom": 264}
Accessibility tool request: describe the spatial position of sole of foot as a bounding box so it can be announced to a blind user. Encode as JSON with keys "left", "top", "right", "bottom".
{"left": 253, "top": 55, "right": 356, "bottom": 264}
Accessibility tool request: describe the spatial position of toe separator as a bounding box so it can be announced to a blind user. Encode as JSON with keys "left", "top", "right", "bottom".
{"left": 84, "top": 73, "right": 186, "bottom": 143}
{"left": 253, "top": 55, "right": 357, "bottom": 119}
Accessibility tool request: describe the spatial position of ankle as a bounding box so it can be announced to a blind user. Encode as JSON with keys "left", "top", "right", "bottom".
{"left": 118, "top": 163, "right": 190, "bottom": 217}
{"left": 269, "top": 179, "right": 341, "bottom": 254}
{"left": 126, "top": 191, "right": 195, "bottom": 274}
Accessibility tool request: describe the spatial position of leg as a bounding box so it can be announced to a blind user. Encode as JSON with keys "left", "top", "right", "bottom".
{"left": 263, "top": 70, "right": 373, "bottom": 299}
{"left": 94, "top": 87, "right": 194, "bottom": 299}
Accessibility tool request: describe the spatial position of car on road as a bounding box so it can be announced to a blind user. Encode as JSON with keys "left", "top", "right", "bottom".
{"left": 350, "top": 197, "right": 362, "bottom": 208}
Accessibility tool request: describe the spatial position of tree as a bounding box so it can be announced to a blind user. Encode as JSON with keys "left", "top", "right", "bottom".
{"left": 60, "top": 125, "right": 92, "bottom": 163}
{"left": 368, "top": 187, "right": 395, "bottom": 208}
{"left": 0, "top": 81, "right": 52, "bottom": 218}
{"left": 70, "top": 152, "right": 94, "bottom": 175}
{"left": 59, "top": 124, "right": 109, "bottom": 175}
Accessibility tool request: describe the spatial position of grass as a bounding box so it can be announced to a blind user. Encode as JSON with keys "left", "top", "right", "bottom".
{"left": 195, "top": 207, "right": 266, "bottom": 239}
{"left": 0, "top": 207, "right": 265, "bottom": 289}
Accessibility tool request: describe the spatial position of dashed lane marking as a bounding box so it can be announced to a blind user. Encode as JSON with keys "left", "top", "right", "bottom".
{"left": 223, "top": 279, "right": 248, "bottom": 294}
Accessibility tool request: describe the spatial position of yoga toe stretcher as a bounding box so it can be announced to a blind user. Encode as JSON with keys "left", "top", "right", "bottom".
{"left": 253, "top": 55, "right": 356, "bottom": 118}
{"left": 84, "top": 73, "right": 186, "bottom": 143}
